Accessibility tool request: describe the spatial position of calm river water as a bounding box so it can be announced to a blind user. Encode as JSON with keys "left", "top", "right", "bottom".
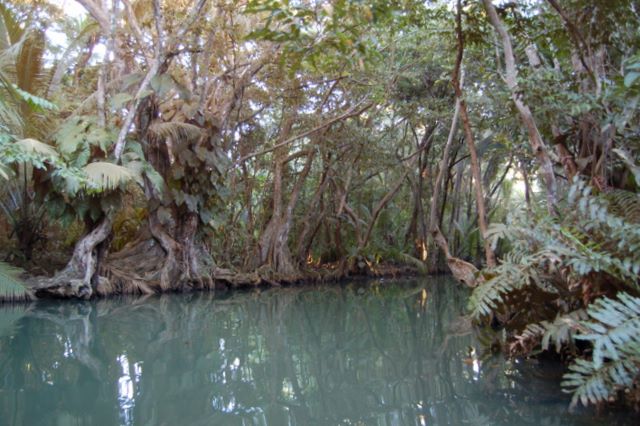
{"left": 0, "top": 277, "right": 634, "bottom": 425}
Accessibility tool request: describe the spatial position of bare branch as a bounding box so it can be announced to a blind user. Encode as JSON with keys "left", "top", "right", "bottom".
{"left": 237, "top": 100, "right": 373, "bottom": 164}
{"left": 76, "top": 0, "right": 110, "bottom": 33}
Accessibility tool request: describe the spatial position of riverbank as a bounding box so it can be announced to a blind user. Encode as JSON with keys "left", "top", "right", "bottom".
{"left": 2, "top": 248, "right": 426, "bottom": 303}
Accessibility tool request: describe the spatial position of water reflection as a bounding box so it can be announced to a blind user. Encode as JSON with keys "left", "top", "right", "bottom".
{"left": 0, "top": 278, "right": 633, "bottom": 425}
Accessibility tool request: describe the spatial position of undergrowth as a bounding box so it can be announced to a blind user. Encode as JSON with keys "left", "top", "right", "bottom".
{"left": 471, "top": 179, "right": 640, "bottom": 410}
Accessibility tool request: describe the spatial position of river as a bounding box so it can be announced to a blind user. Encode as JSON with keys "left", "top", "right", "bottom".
{"left": 0, "top": 277, "right": 634, "bottom": 425}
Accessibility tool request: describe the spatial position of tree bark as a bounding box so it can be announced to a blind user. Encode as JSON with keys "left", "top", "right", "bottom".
{"left": 483, "top": 0, "right": 558, "bottom": 215}
{"left": 452, "top": 1, "right": 497, "bottom": 268}
{"left": 35, "top": 216, "right": 113, "bottom": 299}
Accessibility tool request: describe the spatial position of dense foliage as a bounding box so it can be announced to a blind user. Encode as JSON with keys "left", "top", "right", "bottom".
{"left": 0, "top": 0, "right": 638, "bottom": 411}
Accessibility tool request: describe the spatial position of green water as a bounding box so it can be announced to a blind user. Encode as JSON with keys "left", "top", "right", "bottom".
{"left": 0, "top": 277, "right": 633, "bottom": 425}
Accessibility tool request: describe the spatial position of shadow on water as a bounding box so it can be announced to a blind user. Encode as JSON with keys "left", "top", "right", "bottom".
{"left": 0, "top": 276, "right": 635, "bottom": 425}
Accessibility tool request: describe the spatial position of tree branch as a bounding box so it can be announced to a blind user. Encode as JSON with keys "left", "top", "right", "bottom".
{"left": 237, "top": 100, "right": 373, "bottom": 164}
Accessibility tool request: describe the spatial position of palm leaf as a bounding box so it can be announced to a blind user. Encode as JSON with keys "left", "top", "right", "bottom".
{"left": 16, "top": 30, "right": 46, "bottom": 99}
{"left": 148, "top": 122, "right": 203, "bottom": 142}
{"left": 15, "top": 137, "right": 59, "bottom": 159}
{"left": 83, "top": 161, "right": 139, "bottom": 191}
{"left": 0, "top": 2, "right": 24, "bottom": 47}
{"left": 0, "top": 261, "right": 32, "bottom": 303}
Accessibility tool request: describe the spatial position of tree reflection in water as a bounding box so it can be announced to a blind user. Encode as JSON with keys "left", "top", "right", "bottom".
{"left": 0, "top": 278, "right": 633, "bottom": 425}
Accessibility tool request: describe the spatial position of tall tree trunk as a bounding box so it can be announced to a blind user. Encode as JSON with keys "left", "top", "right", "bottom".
{"left": 258, "top": 139, "right": 317, "bottom": 278}
{"left": 483, "top": 0, "right": 558, "bottom": 215}
{"left": 429, "top": 96, "right": 461, "bottom": 271}
{"left": 451, "top": 1, "right": 496, "bottom": 268}
{"left": 296, "top": 159, "right": 332, "bottom": 263}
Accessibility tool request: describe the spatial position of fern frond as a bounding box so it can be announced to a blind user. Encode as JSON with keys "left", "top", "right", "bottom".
{"left": 544, "top": 310, "right": 588, "bottom": 351}
{"left": 468, "top": 259, "right": 540, "bottom": 318}
{"left": 0, "top": 261, "right": 32, "bottom": 303}
{"left": 612, "top": 148, "right": 640, "bottom": 187}
{"left": 577, "top": 293, "right": 640, "bottom": 368}
{"left": 606, "top": 190, "right": 640, "bottom": 224}
{"left": 562, "top": 292, "right": 640, "bottom": 408}
{"left": 563, "top": 349, "right": 640, "bottom": 408}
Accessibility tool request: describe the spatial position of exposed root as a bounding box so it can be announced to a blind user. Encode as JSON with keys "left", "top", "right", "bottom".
{"left": 34, "top": 216, "right": 112, "bottom": 299}
{"left": 26, "top": 220, "right": 423, "bottom": 300}
{"left": 432, "top": 226, "right": 484, "bottom": 287}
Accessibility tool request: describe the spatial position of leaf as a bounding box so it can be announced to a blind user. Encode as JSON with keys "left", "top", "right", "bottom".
{"left": 15, "top": 138, "right": 59, "bottom": 159}
{"left": 109, "top": 92, "right": 133, "bottom": 109}
{"left": 12, "top": 85, "right": 57, "bottom": 111}
{"left": 150, "top": 74, "right": 177, "bottom": 98}
{"left": 624, "top": 71, "right": 640, "bottom": 88}
{"left": 55, "top": 117, "right": 91, "bottom": 154}
{"left": 0, "top": 261, "right": 32, "bottom": 303}
{"left": 83, "top": 161, "right": 138, "bottom": 191}
{"left": 0, "top": 163, "right": 10, "bottom": 180}
{"left": 148, "top": 121, "right": 203, "bottom": 142}
{"left": 612, "top": 149, "right": 640, "bottom": 187}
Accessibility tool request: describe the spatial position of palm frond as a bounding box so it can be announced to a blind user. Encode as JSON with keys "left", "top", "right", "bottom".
{"left": 83, "top": 161, "right": 139, "bottom": 191}
{"left": 148, "top": 121, "right": 203, "bottom": 142}
{"left": 15, "top": 137, "right": 59, "bottom": 159}
{"left": 0, "top": 2, "right": 24, "bottom": 47}
{"left": 0, "top": 261, "right": 32, "bottom": 303}
{"left": 16, "top": 30, "right": 46, "bottom": 98}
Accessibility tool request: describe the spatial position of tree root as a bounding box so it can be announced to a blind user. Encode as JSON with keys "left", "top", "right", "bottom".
{"left": 33, "top": 216, "right": 112, "bottom": 299}
{"left": 28, "top": 231, "right": 422, "bottom": 301}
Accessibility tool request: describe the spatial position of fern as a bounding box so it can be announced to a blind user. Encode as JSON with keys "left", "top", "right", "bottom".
{"left": 562, "top": 293, "right": 640, "bottom": 408}
{"left": 511, "top": 310, "right": 588, "bottom": 356}
{"left": 577, "top": 293, "right": 640, "bottom": 368}
{"left": 473, "top": 178, "right": 640, "bottom": 408}
{"left": 0, "top": 261, "right": 31, "bottom": 303}
{"left": 606, "top": 190, "right": 640, "bottom": 224}
{"left": 471, "top": 180, "right": 640, "bottom": 321}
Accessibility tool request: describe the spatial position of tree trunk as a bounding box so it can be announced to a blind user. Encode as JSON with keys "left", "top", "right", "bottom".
{"left": 429, "top": 97, "right": 461, "bottom": 271}
{"left": 483, "top": 0, "right": 558, "bottom": 215}
{"left": 35, "top": 216, "right": 113, "bottom": 299}
{"left": 452, "top": 1, "right": 496, "bottom": 268}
